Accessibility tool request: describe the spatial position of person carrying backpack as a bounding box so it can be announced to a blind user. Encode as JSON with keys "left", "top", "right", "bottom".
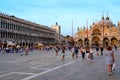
{"left": 74, "top": 46, "right": 78, "bottom": 58}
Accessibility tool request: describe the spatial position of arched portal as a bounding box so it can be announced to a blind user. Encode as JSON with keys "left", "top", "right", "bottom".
{"left": 103, "top": 37, "right": 109, "bottom": 47}
{"left": 111, "top": 37, "right": 118, "bottom": 46}
{"left": 84, "top": 38, "right": 89, "bottom": 47}
{"left": 92, "top": 36, "right": 100, "bottom": 46}
{"left": 78, "top": 39, "right": 83, "bottom": 46}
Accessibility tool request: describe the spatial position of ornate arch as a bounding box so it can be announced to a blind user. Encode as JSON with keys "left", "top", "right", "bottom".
{"left": 84, "top": 38, "right": 89, "bottom": 47}
{"left": 103, "top": 37, "right": 109, "bottom": 47}
{"left": 111, "top": 37, "right": 118, "bottom": 46}
{"left": 92, "top": 29, "right": 101, "bottom": 35}
{"left": 78, "top": 39, "right": 83, "bottom": 46}
{"left": 92, "top": 36, "right": 100, "bottom": 46}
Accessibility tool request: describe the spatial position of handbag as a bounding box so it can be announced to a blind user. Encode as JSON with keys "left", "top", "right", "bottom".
{"left": 112, "top": 63, "right": 116, "bottom": 71}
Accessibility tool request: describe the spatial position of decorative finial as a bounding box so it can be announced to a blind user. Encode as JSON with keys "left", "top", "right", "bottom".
{"left": 93, "top": 19, "right": 94, "bottom": 22}
{"left": 77, "top": 26, "right": 80, "bottom": 31}
{"left": 56, "top": 22, "right": 58, "bottom": 25}
{"left": 106, "top": 11, "right": 109, "bottom": 20}
{"left": 102, "top": 12, "right": 104, "bottom": 20}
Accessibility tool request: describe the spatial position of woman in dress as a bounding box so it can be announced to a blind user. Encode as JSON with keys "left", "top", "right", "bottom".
{"left": 105, "top": 46, "right": 115, "bottom": 76}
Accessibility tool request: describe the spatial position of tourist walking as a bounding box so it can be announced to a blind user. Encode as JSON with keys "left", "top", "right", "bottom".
{"left": 100, "top": 46, "right": 104, "bottom": 56}
{"left": 96, "top": 46, "right": 99, "bottom": 56}
{"left": 54, "top": 47, "right": 58, "bottom": 56}
{"left": 74, "top": 46, "right": 79, "bottom": 58}
{"left": 71, "top": 46, "right": 75, "bottom": 58}
{"left": 25, "top": 46, "right": 29, "bottom": 55}
{"left": 86, "top": 46, "right": 90, "bottom": 63}
{"left": 80, "top": 47, "right": 86, "bottom": 59}
{"left": 61, "top": 46, "right": 65, "bottom": 60}
{"left": 114, "top": 45, "right": 117, "bottom": 51}
{"left": 105, "top": 46, "right": 115, "bottom": 76}
{"left": 90, "top": 47, "right": 93, "bottom": 60}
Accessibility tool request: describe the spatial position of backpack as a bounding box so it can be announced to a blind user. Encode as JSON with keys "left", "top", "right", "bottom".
{"left": 74, "top": 47, "right": 78, "bottom": 53}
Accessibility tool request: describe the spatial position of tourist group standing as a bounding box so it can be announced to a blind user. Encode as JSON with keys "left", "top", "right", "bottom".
{"left": 50, "top": 44, "right": 117, "bottom": 76}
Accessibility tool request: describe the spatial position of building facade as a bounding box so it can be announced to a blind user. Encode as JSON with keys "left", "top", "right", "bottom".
{"left": 51, "top": 22, "right": 61, "bottom": 43}
{"left": 74, "top": 15, "right": 120, "bottom": 47}
{"left": 0, "top": 13, "right": 57, "bottom": 48}
{"left": 51, "top": 22, "right": 61, "bottom": 34}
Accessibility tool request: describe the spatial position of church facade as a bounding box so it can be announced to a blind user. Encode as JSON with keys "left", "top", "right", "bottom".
{"left": 74, "top": 15, "right": 120, "bottom": 47}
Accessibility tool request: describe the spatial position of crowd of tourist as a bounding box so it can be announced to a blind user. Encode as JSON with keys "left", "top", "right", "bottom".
{"left": 0, "top": 44, "right": 118, "bottom": 76}
{"left": 53, "top": 45, "right": 117, "bottom": 76}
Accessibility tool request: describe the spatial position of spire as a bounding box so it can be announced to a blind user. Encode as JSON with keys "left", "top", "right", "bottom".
{"left": 90, "top": 25, "right": 92, "bottom": 29}
{"left": 56, "top": 22, "right": 58, "bottom": 25}
{"left": 106, "top": 12, "right": 109, "bottom": 20}
{"left": 72, "top": 20, "right": 73, "bottom": 37}
{"left": 77, "top": 26, "right": 79, "bottom": 32}
{"left": 118, "top": 21, "right": 120, "bottom": 26}
{"left": 83, "top": 25, "right": 85, "bottom": 30}
{"left": 102, "top": 12, "right": 104, "bottom": 20}
{"left": 92, "top": 19, "right": 95, "bottom": 25}
{"left": 86, "top": 19, "right": 88, "bottom": 37}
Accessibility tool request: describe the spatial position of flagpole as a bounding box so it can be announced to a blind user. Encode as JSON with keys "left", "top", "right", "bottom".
{"left": 86, "top": 19, "right": 88, "bottom": 38}
{"left": 72, "top": 20, "right": 73, "bottom": 37}
{"left": 102, "top": 14, "right": 104, "bottom": 38}
{"left": 102, "top": 12, "right": 105, "bottom": 47}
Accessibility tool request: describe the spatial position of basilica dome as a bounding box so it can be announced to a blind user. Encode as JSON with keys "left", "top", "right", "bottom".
{"left": 97, "top": 16, "right": 113, "bottom": 27}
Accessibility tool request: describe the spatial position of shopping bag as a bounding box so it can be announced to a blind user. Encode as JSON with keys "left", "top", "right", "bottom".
{"left": 112, "top": 63, "right": 116, "bottom": 71}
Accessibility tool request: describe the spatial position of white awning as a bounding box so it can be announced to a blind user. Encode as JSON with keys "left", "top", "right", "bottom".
{"left": 38, "top": 43, "right": 44, "bottom": 46}
{"left": 7, "top": 41, "right": 15, "bottom": 46}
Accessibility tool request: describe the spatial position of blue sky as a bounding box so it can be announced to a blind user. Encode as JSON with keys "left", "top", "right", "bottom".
{"left": 1, "top": 0, "right": 120, "bottom": 36}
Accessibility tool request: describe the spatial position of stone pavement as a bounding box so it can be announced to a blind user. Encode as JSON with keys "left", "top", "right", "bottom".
{"left": 0, "top": 48, "right": 120, "bottom": 80}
